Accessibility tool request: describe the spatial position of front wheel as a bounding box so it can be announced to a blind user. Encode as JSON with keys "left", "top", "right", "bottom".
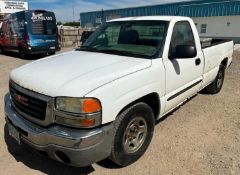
{"left": 110, "top": 102, "right": 155, "bottom": 167}
{"left": 205, "top": 65, "right": 225, "bottom": 94}
{"left": 49, "top": 51, "right": 56, "bottom": 55}
{"left": 0, "top": 46, "right": 5, "bottom": 54}
{"left": 18, "top": 48, "right": 28, "bottom": 59}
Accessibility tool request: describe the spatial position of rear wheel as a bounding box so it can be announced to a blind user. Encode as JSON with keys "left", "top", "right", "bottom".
{"left": 205, "top": 65, "right": 225, "bottom": 94}
{"left": 110, "top": 102, "right": 155, "bottom": 167}
{"left": 19, "top": 48, "right": 28, "bottom": 59}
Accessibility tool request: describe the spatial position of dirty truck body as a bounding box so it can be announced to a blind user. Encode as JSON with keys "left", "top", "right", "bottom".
{"left": 4, "top": 16, "right": 233, "bottom": 167}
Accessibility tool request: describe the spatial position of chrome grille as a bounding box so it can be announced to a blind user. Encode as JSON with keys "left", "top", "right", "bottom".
{"left": 9, "top": 82, "right": 47, "bottom": 121}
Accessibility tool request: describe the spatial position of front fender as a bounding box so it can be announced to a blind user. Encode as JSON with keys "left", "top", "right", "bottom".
{"left": 85, "top": 62, "right": 165, "bottom": 124}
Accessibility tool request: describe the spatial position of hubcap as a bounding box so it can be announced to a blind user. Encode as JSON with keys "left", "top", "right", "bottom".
{"left": 123, "top": 117, "right": 148, "bottom": 154}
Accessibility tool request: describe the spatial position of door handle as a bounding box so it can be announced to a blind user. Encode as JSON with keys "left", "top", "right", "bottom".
{"left": 195, "top": 58, "right": 201, "bottom": 66}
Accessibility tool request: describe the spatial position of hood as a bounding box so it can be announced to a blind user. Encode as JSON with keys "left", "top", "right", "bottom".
{"left": 10, "top": 50, "right": 152, "bottom": 97}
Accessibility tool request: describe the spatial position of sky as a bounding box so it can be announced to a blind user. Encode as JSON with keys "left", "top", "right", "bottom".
{"left": 28, "top": 0, "right": 192, "bottom": 22}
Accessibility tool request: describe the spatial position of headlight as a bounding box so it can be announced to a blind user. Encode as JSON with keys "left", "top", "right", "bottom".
{"left": 55, "top": 97, "right": 102, "bottom": 128}
{"left": 56, "top": 97, "right": 101, "bottom": 114}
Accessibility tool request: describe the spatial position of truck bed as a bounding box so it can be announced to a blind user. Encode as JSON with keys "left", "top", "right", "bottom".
{"left": 200, "top": 38, "right": 233, "bottom": 88}
{"left": 200, "top": 38, "right": 232, "bottom": 49}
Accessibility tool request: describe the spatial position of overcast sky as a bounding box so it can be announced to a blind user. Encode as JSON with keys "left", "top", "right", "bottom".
{"left": 28, "top": 0, "right": 193, "bottom": 22}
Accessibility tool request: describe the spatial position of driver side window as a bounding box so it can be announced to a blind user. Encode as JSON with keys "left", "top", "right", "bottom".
{"left": 91, "top": 26, "right": 121, "bottom": 47}
{"left": 169, "top": 21, "right": 195, "bottom": 58}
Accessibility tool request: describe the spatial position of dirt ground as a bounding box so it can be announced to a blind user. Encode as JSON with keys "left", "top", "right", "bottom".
{"left": 0, "top": 49, "right": 240, "bottom": 175}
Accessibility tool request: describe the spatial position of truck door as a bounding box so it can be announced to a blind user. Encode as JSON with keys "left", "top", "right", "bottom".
{"left": 163, "top": 20, "right": 204, "bottom": 112}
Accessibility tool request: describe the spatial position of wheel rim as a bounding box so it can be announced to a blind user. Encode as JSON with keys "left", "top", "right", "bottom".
{"left": 217, "top": 71, "right": 223, "bottom": 88}
{"left": 123, "top": 117, "right": 148, "bottom": 154}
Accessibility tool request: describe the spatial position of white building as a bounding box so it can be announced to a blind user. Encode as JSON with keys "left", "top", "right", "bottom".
{"left": 193, "top": 16, "right": 240, "bottom": 42}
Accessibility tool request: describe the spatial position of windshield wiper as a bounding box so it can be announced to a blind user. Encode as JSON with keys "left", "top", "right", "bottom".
{"left": 77, "top": 46, "right": 99, "bottom": 52}
{"left": 78, "top": 47, "right": 152, "bottom": 59}
{"left": 98, "top": 49, "right": 151, "bottom": 58}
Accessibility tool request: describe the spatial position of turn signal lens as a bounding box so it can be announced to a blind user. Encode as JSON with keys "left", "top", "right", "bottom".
{"left": 82, "top": 99, "right": 101, "bottom": 113}
{"left": 80, "top": 118, "right": 96, "bottom": 127}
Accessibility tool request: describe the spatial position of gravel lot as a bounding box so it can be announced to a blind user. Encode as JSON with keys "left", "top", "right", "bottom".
{"left": 0, "top": 49, "right": 240, "bottom": 175}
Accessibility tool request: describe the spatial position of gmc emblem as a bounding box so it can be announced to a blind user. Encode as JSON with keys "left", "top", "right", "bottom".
{"left": 13, "top": 93, "right": 29, "bottom": 107}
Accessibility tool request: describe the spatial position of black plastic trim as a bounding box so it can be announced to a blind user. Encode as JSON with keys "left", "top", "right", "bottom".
{"left": 167, "top": 80, "right": 202, "bottom": 101}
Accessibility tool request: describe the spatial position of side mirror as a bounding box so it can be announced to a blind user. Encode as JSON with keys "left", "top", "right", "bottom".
{"left": 175, "top": 45, "right": 197, "bottom": 58}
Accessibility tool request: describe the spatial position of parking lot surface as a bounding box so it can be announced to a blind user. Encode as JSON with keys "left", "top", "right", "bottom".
{"left": 0, "top": 49, "right": 240, "bottom": 175}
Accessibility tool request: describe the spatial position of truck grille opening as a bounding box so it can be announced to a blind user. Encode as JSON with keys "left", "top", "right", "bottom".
{"left": 9, "top": 84, "right": 47, "bottom": 121}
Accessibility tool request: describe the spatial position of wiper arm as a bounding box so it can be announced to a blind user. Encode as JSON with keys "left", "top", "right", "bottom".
{"left": 78, "top": 46, "right": 99, "bottom": 52}
{"left": 99, "top": 49, "right": 128, "bottom": 55}
{"left": 99, "top": 49, "right": 149, "bottom": 58}
{"left": 78, "top": 47, "right": 152, "bottom": 59}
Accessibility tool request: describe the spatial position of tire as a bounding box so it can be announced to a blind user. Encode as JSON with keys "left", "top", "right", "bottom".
{"left": 49, "top": 51, "right": 56, "bottom": 55}
{"left": 19, "top": 48, "right": 28, "bottom": 59}
{"left": 110, "top": 102, "right": 155, "bottom": 167}
{"left": 205, "top": 65, "right": 225, "bottom": 94}
{"left": 0, "top": 46, "right": 4, "bottom": 54}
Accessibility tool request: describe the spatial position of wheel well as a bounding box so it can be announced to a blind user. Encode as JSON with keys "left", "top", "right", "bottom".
{"left": 221, "top": 58, "right": 228, "bottom": 68}
{"left": 117, "top": 93, "right": 160, "bottom": 120}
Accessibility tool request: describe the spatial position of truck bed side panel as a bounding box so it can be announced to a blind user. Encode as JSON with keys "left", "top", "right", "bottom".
{"left": 201, "top": 41, "right": 233, "bottom": 88}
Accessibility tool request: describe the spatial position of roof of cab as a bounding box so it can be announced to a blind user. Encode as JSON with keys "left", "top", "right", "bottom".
{"left": 108, "top": 16, "right": 172, "bottom": 22}
{"left": 108, "top": 16, "right": 190, "bottom": 22}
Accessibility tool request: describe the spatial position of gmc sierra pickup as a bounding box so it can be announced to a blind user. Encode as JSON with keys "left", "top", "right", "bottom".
{"left": 4, "top": 16, "right": 233, "bottom": 167}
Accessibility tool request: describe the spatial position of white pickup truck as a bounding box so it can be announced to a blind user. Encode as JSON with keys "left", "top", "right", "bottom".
{"left": 5, "top": 16, "right": 233, "bottom": 167}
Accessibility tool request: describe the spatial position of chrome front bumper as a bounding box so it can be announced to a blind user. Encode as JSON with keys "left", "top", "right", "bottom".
{"left": 4, "top": 93, "right": 114, "bottom": 167}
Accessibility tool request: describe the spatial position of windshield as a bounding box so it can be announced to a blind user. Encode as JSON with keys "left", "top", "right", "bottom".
{"left": 80, "top": 20, "right": 168, "bottom": 59}
{"left": 27, "top": 11, "right": 56, "bottom": 35}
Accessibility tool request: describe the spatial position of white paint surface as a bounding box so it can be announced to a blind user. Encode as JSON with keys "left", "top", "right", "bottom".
{"left": 193, "top": 16, "right": 240, "bottom": 38}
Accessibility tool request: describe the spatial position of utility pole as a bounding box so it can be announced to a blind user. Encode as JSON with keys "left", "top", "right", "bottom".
{"left": 72, "top": 2, "right": 75, "bottom": 22}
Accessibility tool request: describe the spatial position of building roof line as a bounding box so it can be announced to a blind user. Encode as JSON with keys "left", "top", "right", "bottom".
{"left": 80, "top": 0, "right": 193, "bottom": 14}
{"left": 80, "top": 0, "right": 240, "bottom": 14}
{"left": 181, "top": 0, "right": 240, "bottom": 7}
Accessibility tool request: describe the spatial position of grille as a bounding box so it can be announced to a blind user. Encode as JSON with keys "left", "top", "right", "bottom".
{"left": 9, "top": 83, "right": 47, "bottom": 121}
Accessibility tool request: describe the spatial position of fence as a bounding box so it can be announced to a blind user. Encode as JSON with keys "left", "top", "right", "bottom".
{"left": 59, "top": 27, "right": 95, "bottom": 48}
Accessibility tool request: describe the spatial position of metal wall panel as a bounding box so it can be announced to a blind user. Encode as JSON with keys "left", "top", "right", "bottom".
{"left": 80, "top": 0, "right": 240, "bottom": 27}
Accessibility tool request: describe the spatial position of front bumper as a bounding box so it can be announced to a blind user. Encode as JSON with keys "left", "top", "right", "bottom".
{"left": 4, "top": 93, "right": 114, "bottom": 167}
{"left": 24, "top": 46, "right": 57, "bottom": 55}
